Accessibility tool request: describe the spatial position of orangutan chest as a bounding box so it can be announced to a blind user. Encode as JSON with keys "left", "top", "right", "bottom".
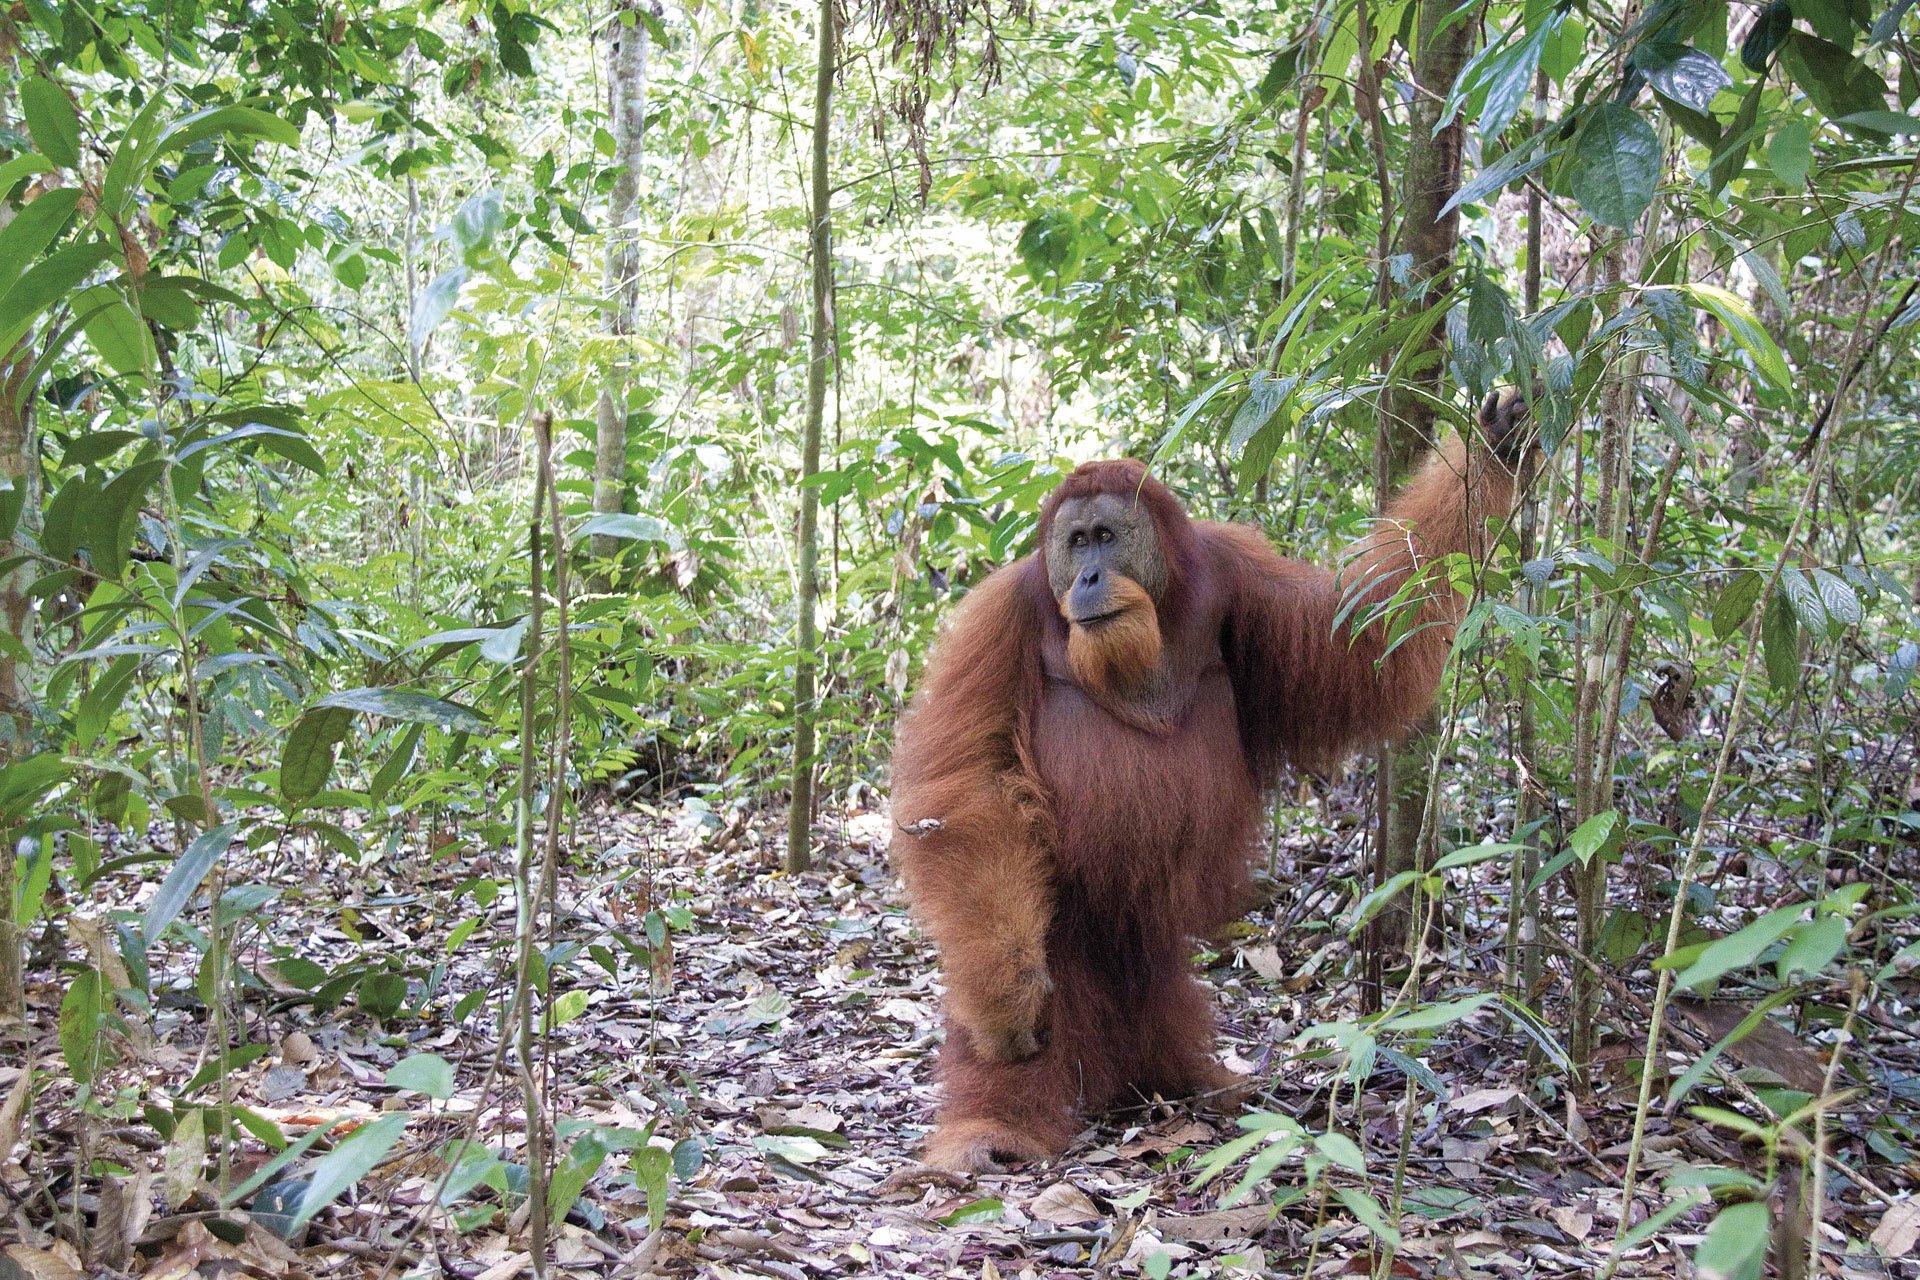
{"left": 1033, "top": 667, "right": 1256, "bottom": 864}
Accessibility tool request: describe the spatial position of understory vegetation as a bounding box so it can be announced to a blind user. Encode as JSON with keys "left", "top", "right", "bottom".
{"left": 2, "top": 0, "right": 1920, "bottom": 1275}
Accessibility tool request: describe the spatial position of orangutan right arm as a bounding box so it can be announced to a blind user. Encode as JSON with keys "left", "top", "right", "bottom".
{"left": 889, "top": 563, "right": 1055, "bottom": 1063}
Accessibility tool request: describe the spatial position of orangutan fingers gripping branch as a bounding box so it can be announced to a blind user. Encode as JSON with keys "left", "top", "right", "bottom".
{"left": 889, "top": 390, "right": 1537, "bottom": 1174}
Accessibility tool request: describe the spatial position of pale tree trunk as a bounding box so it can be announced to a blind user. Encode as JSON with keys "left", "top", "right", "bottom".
{"left": 1371, "top": 0, "right": 1478, "bottom": 965}
{"left": 0, "top": 70, "right": 35, "bottom": 1019}
{"left": 786, "top": 0, "right": 835, "bottom": 873}
{"left": 592, "top": 1, "right": 648, "bottom": 574}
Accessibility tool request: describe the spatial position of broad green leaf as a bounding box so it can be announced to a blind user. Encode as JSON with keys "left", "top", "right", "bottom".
{"left": 1741, "top": 2, "right": 1792, "bottom": 71}
{"left": 1710, "top": 81, "right": 1766, "bottom": 193}
{"left": 177, "top": 424, "right": 326, "bottom": 475}
{"left": 1569, "top": 810, "right": 1618, "bottom": 866}
{"left": 1779, "top": 565, "right": 1827, "bottom": 631}
{"left": 1379, "top": 993, "right": 1494, "bottom": 1032}
{"left": 575, "top": 513, "right": 671, "bottom": 545}
{"left": 1836, "top": 110, "right": 1920, "bottom": 133}
{"left": 546, "top": 988, "right": 590, "bottom": 1030}
{"left": 1776, "top": 915, "right": 1847, "bottom": 980}
{"left": 1713, "top": 570, "right": 1764, "bottom": 639}
{"left": 1314, "top": 1131, "right": 1366, "bottom": 1174}
{"left": 1670, "top": 904, "right": 1807, "bottom": 990}
{"left": 291, "top": 1114, "right": 409, "bottom": 1229}
{"left": 1768, "top": 120, "right": 1812, "bottom": 188}
{"left": 434, "top": 1140, "right": 509, "bottom": 1205}
{"left": 313, "top": 687, "right": 490, "bottom": 733}
{"left": 1662, "top": 283, "right": 1790, "bottom": 389}
{"left": 1567, "top": 103, "right": 1660, "bottom": 230}
{"left": 546, "top": 1132, "right": 608, "bottom": 1227}
{"left": 1639, "top": 45, "right": 1732, "bottom": 113}
{"left": 0, "top": 188, "right": 83, "bottom": 301}
{"left": 409, "top": 268, "right": 468, "bottom": 351}
{"left": 20, "top": 77, "right": 81, "bottom": 168}
{"left": 634, "top": 1143, "right": 671, "bottom": 1232}
{"left": 938, "top": 1197, "right": 1005, "bottom": 1226}
{"left": 73, "top": 285, "right": 154, "bottom": 377}
{"left": 1695, "top": 1200, "right": 1769, "bottom": 1280}
{"left": 0, "top": 153, "right": 55, "bottom": 202}
{"left": 1809, "top": 567, "right": 1862, "bottom": 627}
{"left": 281, "top": 706, "right": 354, "bottom": 806}
{"left": 144, "top": 823, "right": 238, "bottom": 948}
{"left": 387, "top": 1053, "right": 456, "bottom": 1100}
{"left": 1780, "top": 35, "right": 1889, "bottom": 126}
{"left": 369, "top": 723, "right": 423, "bottom": 808}
{"left": 1763, "top": 589, "right": 1800, "bottom": 696}
{"left": 160, "top": 105, "right": 301, "bottom": 152}
{"left": 1441, "top": 140, "right": 1560, "bottom": 219}
{"left": 1334, "top": 1186, "right": 1400, "bottom": 1248}
{"left": 165, "top": 1106, "right": 208, "bottom": 1209}
{"left": 60, "top": 966, "right": 103, "bottom": 1085}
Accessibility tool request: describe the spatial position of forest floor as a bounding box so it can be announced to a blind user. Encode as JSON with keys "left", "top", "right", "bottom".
{"left": 6, "top": 793, "right": 1916, "bottom": 1279}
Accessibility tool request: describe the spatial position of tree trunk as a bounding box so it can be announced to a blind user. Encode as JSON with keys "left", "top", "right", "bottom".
{"left": 592, "top": 1, "right": 649, "bottom": 574}
{"left": 786, "top": 0, "right": 835, "bottom": 873}
{"left": 1372, "top": 0, "right": 1478, "bottom": 963}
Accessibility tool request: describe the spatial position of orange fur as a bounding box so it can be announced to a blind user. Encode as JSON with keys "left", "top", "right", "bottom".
{"left": 891, "top": 432, "right": 1524, "bottom": 1173}
{"left": 1062, "top": 575, "right": 1162, "bottom": 697}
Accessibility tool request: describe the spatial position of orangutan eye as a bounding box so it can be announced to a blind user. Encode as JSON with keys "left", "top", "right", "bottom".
{"left": 1069, "top": 531, "right": 1087, "bottom": 547}
{"left": 1096, "top": 528, "right": 1114, "bottom": 544}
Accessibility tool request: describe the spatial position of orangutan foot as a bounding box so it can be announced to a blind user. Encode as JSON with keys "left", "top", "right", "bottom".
{"left": 1186, "top": 1061, "right": 1257, "bottom": 1112}
{"left": 921, "top": 1118, "right": 1057, "bottom": 1174}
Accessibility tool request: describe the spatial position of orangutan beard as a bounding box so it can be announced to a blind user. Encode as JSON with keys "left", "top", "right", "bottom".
{"left": 1063, "top": 576, "right": 1163, "bottom": 698}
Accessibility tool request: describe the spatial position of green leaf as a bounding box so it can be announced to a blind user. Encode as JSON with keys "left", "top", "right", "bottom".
{"left": 1714, "top": 570, "right": 1764, "bottom": 639}
{"left": 1569, "top": 810, "right": 1618, "bottom": 866}
{"left": 0, "top": 239, "right": 110, "bottom": 352}
{"left": 1314, "top": 1131, "right": 1366, "bottom": 1174}
{"left": 1767, "top": 120, "right": 1812, "bottom": 188}
{"left": 1378, "top": 993, "right": 1495, "bottom": 1032}
{"left": 160, "top": 105, "right": 301, "bottom": 152}
{"left": 357, "top": 971, "right": 407, "bottom": 1017}
{"left": 1441, "top": 140, "right": 1560, "bottom": 219}
{"left": 280, "top": 708, "right": 353, "bottom": 807}
{"left": 1710, "top": 81, "right": 1766, "bottom": 193}
{"left": 1779, "top": 565, "right": 1827, "bottom": 631}
{"left": 1333, "top": 1186, "right": 1400, "bottom": 1248}
{"left": 60, "top": 967, "right": 104, "bottom": 1085}
{"left": 575, "top": 513, "right": 671, "bottom": 545}
{"left": 292, "top": 1114, "right": 409, "bottom": 1229}
{"left": 1671, "top": 903, "right": 1807, "bottom": 990}
{"left": 1777, "top": 914, "right": 1848, "bottom": 980}
{"left": 369, "top": 723, "right": 423, "bottom": 809}
{"left": 1809, "top": 567, "right": 1862, "bottom": 627}
{"left": 144, "top": 823, "right": 238, "bottom": 948}
{"left": 546, "top": 989, "right": 590, "bottom": 1030}
{"left": 0, "top": 188, "right": 83, "bottom": 302}
{"left": 1567, "top": 103, "right": 1660, "bottom": 230}
{"left": 1836, "top": 110, "right": 1920, "bottom": 133}
{"left": 938, "top": 1196, "right": 1006, "bottom": 1226}
{"left": 1639, "top": 46, "right": 1732, "bottom": 113}
{"left": 1763, "top": 589, "right": 1800, "bottom": 696}
{"left": 1741, "top": 1, "right": 1792, "bottom": 72}
{"left": 1780, "top": 34, "right": 1890, "bottom": 124}
{"left": 634, "top": 1143, "right": 671, "bottom": 1232}
{"left": 409, "top": 268, "right": 468, "bottom": 351}
{"left": 1662, "top": 283, "right": 1791, "bottom": 389}
{"left": 20, "top": 77, "right": 82, "bottom": 169}
{"left": 387, "top": 1053, "right": 456, "bottom": 1100}
{"left": 1695, "top": 1200, "right": 1769, "bottom": 1280}
{"left": 313, "top": 687, "right": 491, "bottom": 733}
{"left": 73, "top": 285, "right": 154, "bottom": 377}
